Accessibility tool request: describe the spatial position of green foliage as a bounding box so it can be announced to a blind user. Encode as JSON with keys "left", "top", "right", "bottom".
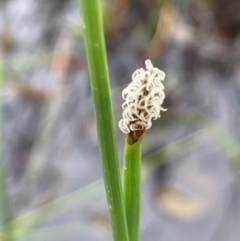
{"left": 78, "top": 1, "right": 129, "bottom": 240}
{"left": 123, "top": 136, "right": 143, "bottom": 241}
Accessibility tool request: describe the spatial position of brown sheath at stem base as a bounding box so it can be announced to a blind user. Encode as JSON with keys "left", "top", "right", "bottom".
{"left": 127, "top": 130, "right": 145, "bottom": 145}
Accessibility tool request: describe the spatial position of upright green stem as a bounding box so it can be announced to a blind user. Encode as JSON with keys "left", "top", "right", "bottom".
{"left": 78, "top": 1, "right": 129, "bottom": 241}
{"left": 123, "top": 135, "right": 143, "bottom": 241}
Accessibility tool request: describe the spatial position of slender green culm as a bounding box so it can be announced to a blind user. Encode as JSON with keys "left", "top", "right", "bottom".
{"left": 119, "top": 60, "right": 167, "bottom": 241}
{"left": 123, "top": 135, "right": 143, "bottom": 241}
{"left": 77, "top": 1, "right": 129, "bottom": 241}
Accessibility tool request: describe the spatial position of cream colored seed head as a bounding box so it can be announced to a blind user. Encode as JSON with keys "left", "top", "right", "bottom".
{"left": 119, "top": 59, "right": 166, "bottom": 134}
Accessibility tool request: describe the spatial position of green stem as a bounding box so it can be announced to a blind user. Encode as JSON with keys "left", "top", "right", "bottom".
{"left": 123, "top": 135, "right": 143, "bottom": 241}
{"left": 78, "top": 1, "right": 129, "bottom": 241}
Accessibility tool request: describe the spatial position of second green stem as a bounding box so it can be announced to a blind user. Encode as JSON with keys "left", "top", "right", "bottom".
{"left": 123, "top": 135, "right": 143, "bottom": 241}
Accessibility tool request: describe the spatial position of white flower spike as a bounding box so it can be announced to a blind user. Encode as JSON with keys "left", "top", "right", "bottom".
{"left": 119, "top": 59, "right": 166, "bottom": 134}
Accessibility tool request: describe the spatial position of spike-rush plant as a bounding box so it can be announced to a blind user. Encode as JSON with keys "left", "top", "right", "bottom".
{"left": 119, "top": 60, "right": 166, "bottom": 241}
{"left": 78, "top": 1, "right": 166, "bottom": 241}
